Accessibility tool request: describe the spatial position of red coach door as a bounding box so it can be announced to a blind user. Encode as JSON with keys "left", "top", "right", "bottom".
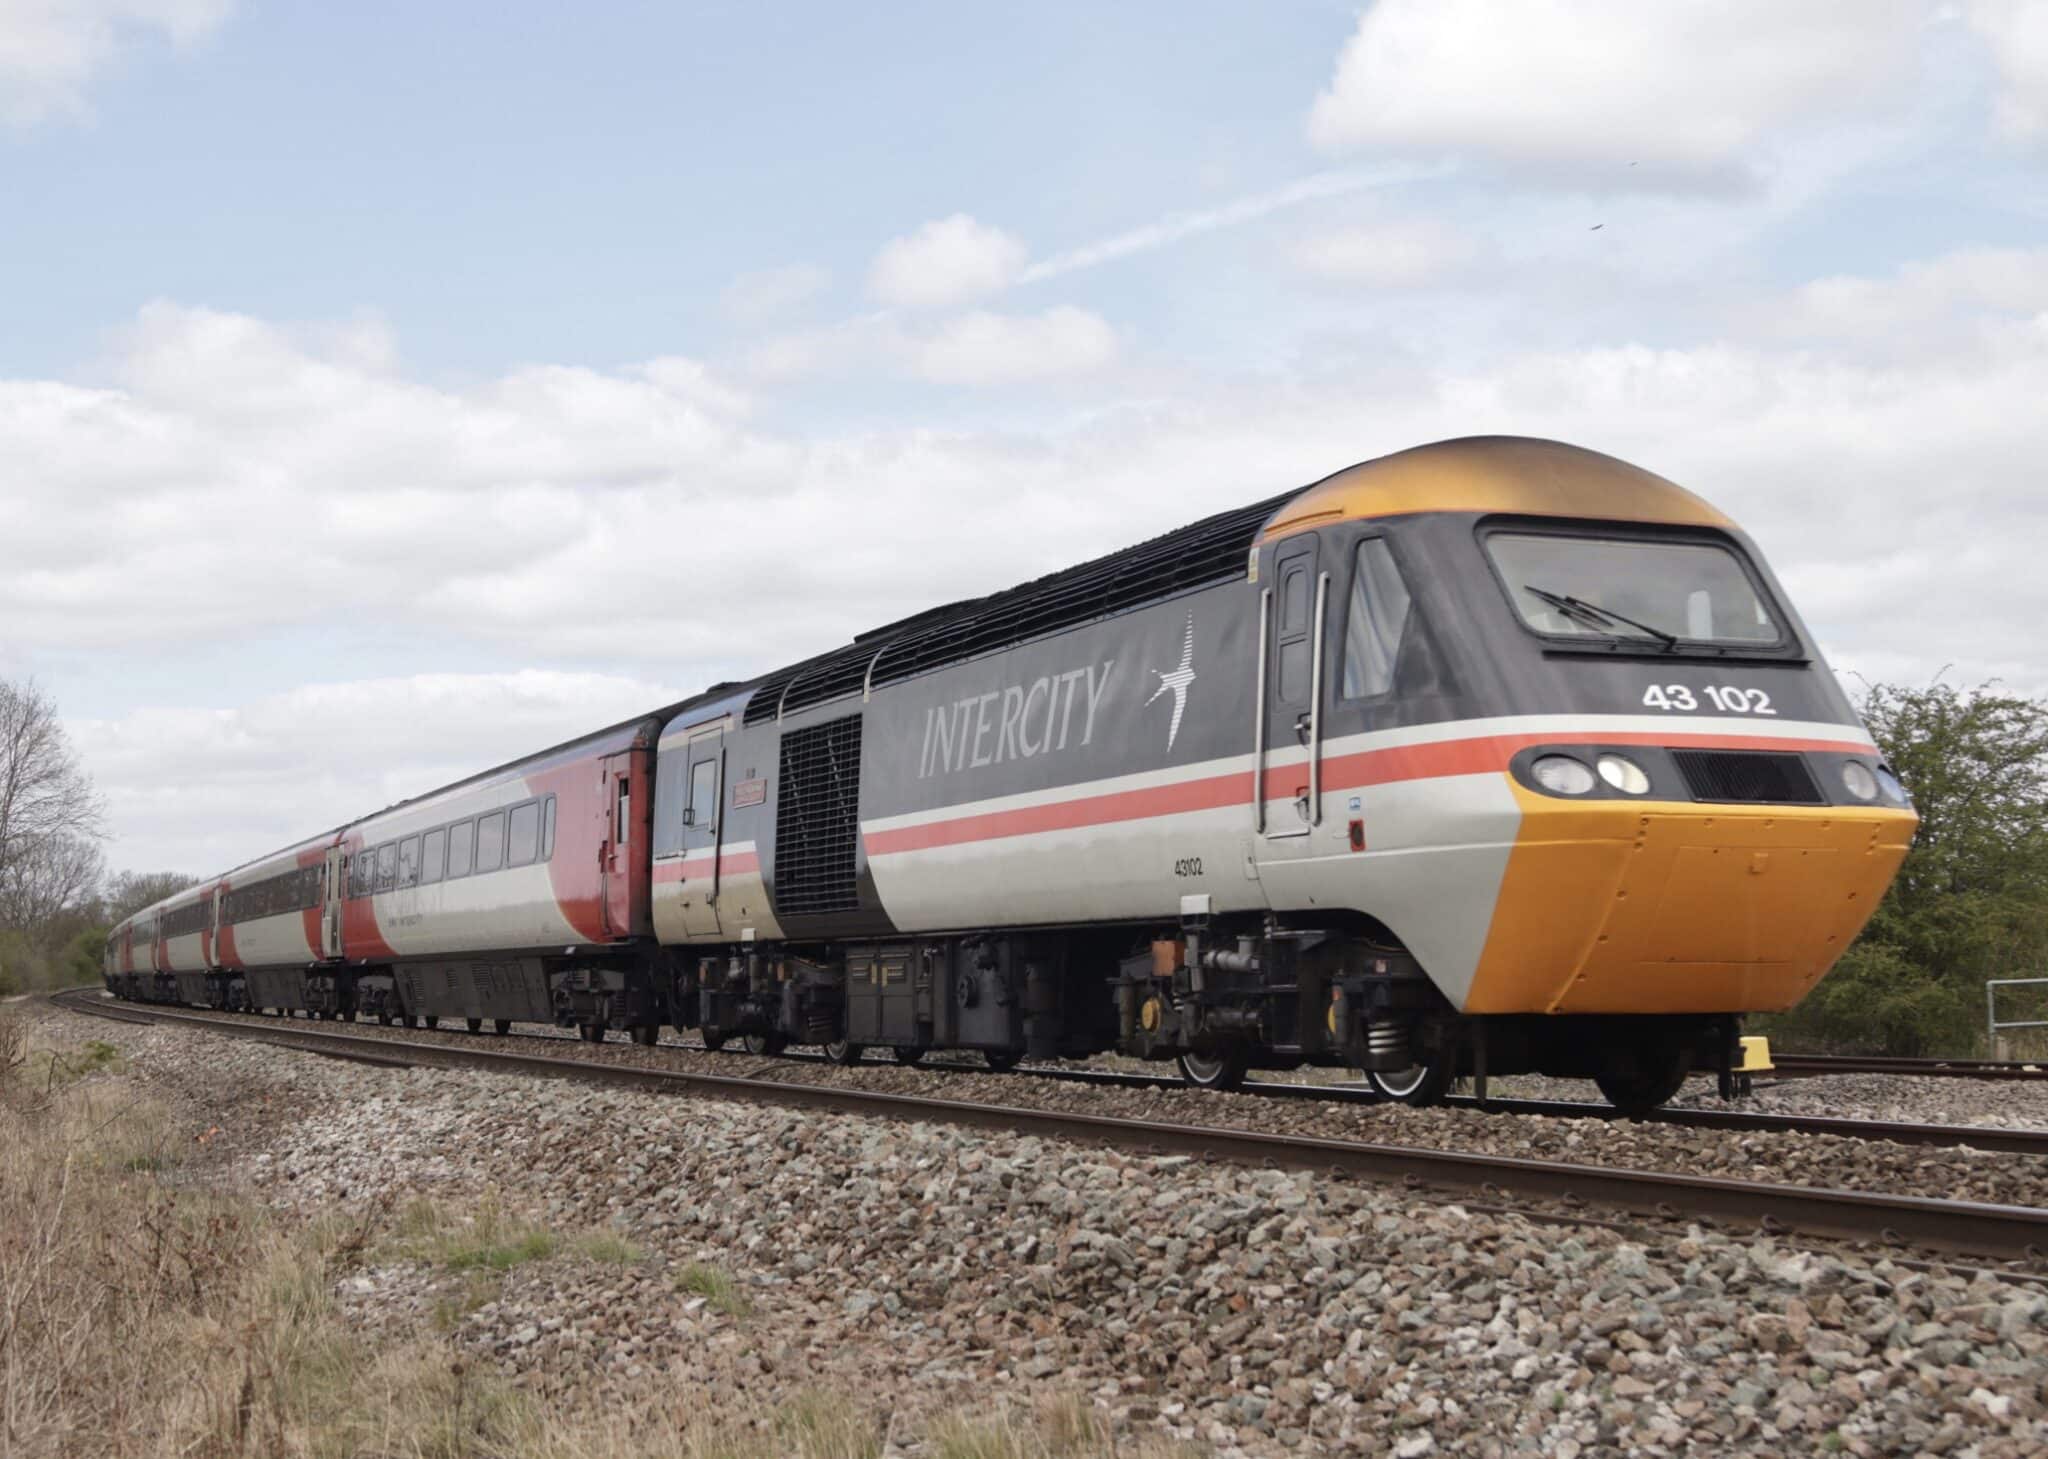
{"left": 599, "top": 749, "right": 652, "bottom": 940}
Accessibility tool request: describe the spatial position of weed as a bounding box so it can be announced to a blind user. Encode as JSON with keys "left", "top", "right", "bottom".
{"left": 674, "top": 1261, "right": 754, "bottom": 1317}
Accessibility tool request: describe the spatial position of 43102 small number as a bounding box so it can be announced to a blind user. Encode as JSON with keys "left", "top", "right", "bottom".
{"left": 1642, "top": 684, "right": 1775, "bottom": 715}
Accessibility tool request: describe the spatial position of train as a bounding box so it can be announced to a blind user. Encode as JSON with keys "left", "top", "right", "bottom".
{"left": 105, "top": 436, "right": 1918, "bottom": 1115}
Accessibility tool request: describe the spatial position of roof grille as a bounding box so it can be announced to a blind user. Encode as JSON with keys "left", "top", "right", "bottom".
{"left": 1672, "top": 749, "right": 1825, "bottom": 805}
{"left": 773, "top": 713, "right": 864, "bottom": 918}
{"left": 743, "top": 489, "right": 1293, "bottom": 725}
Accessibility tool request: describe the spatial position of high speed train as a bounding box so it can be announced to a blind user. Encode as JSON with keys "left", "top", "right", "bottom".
{"left": 107, "top": 437, "right": 1917, "bottom": 1114}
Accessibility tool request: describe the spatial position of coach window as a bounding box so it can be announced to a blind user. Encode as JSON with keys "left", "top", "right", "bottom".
{"left": 477, "top": 811, "right": 506, "bottom": 873}
{"left": 375, "top": 842, "right": 398, "bottom": 895}
{"left": 448, "top": 820, "right": 475, "bottom": 878}
{"left": 541, "top": 796, "right": 556, "bottom": 861}
{"left": 397, "top": 836, "right": 421, "bottom": 889}
{"left": 350, "top": 851, "right": 372, "bottom": 899}
{"left": 508, "top": 801, "right": 540, "bottom": 866}
{"left": 616, "top": 778, "right": 631, "bottom": 846}
{"left": 1341, "top": 538, "right": 1414, "bottom": 701}
{"left": 421, "top": 828, "right": 446, "bottom": 885}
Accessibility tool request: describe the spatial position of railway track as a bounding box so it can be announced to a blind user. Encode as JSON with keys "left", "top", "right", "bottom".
{"left": 1771, "top": 1051, "right": 2048, "bottom": 1081}
{"left": 51, "top": 989, "right": 2048, "bottom": 1265}
{"left": 58, "top": 994, "right": 2048, "bottom": 1157}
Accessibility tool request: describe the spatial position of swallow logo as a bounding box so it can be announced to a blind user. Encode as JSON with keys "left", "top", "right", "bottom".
{"left": 1146, "top": 613, "right": 1197, "bottom": 751}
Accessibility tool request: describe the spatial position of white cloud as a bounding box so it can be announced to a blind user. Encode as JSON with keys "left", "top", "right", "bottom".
{"left": 1306, "top": 0, "right": 1925, "bottom": 185}
{"left": 73, "top": 671, "right": 681, "bottom": 874}
{"left": 0, "top": 0, "right": 233, "bottom": 125}
{"left": 912, "top": 307, "right": 1117, "bottom": 385}
{"left": 1967, "top": 0, "right": 2048, "bottom": 140}
{"left": 719, "top": 263, "right": 830, "bottom": 324}
{"left": 869, "top": 214, "right": 1029, "bottom": 310}
{"left": 1778, "top": 247, "right": 2048, "bottom": 345}
{"left": 1288, "top": 216, "right": 1480, "bottom": 287}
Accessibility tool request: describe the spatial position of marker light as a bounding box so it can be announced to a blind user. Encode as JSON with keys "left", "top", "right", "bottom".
{"left": 1596, "top": 754, "right": 1651, "bottom": 794}
{"left": 1841, "top": 761, "right": 1879, "bottom": 801}
{"left": 1531, "top": 755, "right": 1597, "bottom": 796}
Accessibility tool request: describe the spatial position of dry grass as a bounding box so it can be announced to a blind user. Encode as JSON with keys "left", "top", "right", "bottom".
{"left": 0, "top": 1012, "right": 1200, "bottom": 1459}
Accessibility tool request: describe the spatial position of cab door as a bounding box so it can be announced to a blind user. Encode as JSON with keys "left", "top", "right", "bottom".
{"left": 675, "top": 725, "right": 726, "bottom": 938}
{"left": 1254, "top": 533, "right": 1327, "bottom": 861}
{"left": 599, "top": 749, "right": 653, "bottom": 940}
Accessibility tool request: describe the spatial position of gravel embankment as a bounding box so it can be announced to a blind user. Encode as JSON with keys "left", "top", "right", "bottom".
{"left": 116, "top": 1002, "right": 2048, "bottom": 1212}
{"left": 37, "top": 1001, "right": 2048, "bottom": 1457}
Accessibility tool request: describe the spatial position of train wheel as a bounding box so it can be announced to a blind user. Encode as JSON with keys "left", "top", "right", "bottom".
{"left": 424, "top": 1015, "right": 439, "bottom": 1030}
{"left": 378, "top": 1013, "right": 392, "bottom": 1026}
{"left": 1368, "top": 1057, "right": 1454, "bottom": 1107}
{"left": 466, "top": 1017, "right": 483, "bottom": 1034}
{"left": 982, "top": 1049, "right": 1022, "bottom": 1073}
{"left": 495, "top": 1019, "right": 512, "bottom": 1035}
{"left": 743, "top": 1032, "right": 787, "bottom": 1057}
{"left": 1177, "top": 1049, "right": 1248, "bottom": 1092}
{"left": 824, "top": 1039, "right": 864, "bottom": 1066}
{"left": 403, "top": 1015, "right": 419, "bottom": 1029}
{"left": 893, "top": 1045, "right": 927, "bottom": 1067}
{"left": 1594, "top": 1047, "right": 1690, "bottom": 1119}
{"left": 700, "top": 1029, "right": 727, "bottom": 1052}
{"left": 631, "top": 1025, "right": 659, "bottom": 1047}
{"left": 580, "top": 1024, "right": 607, "bottom": 1044}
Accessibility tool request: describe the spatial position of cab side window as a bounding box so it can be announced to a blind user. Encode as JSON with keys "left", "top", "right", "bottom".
{"left": 1341, "top": 538, "right": 1413, "bottom": 701}
{"left": 688, "top": 758, "right": 718, "bottom": 831}
{"left": 1277, "top": 559, "right": 1313, "bottom": 702}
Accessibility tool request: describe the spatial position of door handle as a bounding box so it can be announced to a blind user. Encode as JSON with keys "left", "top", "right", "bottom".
{"left": 1293, "top": 711, "right": 1313, "bottom": 743}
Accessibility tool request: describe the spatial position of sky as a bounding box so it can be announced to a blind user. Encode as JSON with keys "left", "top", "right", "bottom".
{"left": 1, "top": 0, "right": 2045, "bottom": 877}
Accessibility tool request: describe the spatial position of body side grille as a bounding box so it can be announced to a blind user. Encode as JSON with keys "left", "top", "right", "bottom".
{"left": 773, "top": 714, "right": 864, "bottom": 917}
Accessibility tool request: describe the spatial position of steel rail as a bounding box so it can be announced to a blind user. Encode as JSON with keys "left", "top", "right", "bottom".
{"left": 52, "top": 990, "right": 2048, "bottom": 1265}
{"left": 71, "top": 996, "right": 2048, "bottom": 1157}
{"left": 1772, "top": 1052, "right": 2048, "bottom": 1081}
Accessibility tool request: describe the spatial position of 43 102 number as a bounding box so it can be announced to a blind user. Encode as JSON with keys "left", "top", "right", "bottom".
{"left": 1642, "top": 684, "right": 1775, "bottom": 715}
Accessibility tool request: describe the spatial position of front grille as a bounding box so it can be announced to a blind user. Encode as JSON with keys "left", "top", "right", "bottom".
{"left": 773, "top": 713, "right": 864, "bottom": 917}
{"left": 1672, "top": 749, "right": 1824, "bottom": 805}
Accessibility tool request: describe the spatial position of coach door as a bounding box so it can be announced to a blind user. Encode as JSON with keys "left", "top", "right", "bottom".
{"left": 675, "top": 723, "right": 726, "bottom": 938}
{"left": 322, "top": 845, "right": 347, "bottom": 959}
{"left": 1255, "top": 533, "right": 1328, "bottom": 857}
{"left": 598, "top": 748, "right": 653, "bottom": 940}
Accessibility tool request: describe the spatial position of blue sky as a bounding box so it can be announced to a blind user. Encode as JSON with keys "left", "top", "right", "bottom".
{"left": 2, "top": 0, "right": 2045, "bottom": 874}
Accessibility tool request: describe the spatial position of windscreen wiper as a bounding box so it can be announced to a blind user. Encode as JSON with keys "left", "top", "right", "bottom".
{"left": 1523, "top": 584, "right": 1678, "bottom": 650}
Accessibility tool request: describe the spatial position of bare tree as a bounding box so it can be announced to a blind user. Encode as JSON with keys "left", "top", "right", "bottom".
{"left": 0, "top": 680, "right": 105, "bottom": 899}
{"left": 0, "top": 834, "right": 107, "bottom": 939}
{"left": 102, "top": 870, "right": 199, "bottom": 925}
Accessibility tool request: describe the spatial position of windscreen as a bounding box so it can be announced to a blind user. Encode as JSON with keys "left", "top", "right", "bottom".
{"left": 1485, "top": 532, "right": 1781, "bottom": 646}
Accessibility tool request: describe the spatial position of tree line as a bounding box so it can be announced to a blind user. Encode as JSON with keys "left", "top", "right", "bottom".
{"left": 0, "top": 679, "right": 192, "bottom": 996}
{"left": 5, "top": 673, "right": 2045, "bottom": 1051}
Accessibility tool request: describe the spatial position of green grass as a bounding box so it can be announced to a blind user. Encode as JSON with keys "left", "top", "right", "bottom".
{"left": 673, "top": 1262, "right": 753, "bottom": 1317}
{"left": 574, "top": 1231, "right": 642, "bottom": 1265}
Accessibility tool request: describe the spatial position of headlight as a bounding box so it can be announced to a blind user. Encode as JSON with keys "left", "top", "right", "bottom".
{"left": 1532, "top": 755, "right": 1597, "bottom": 795}
{"left": 1596, "top": 753, "right": 1650, "bottom": 795}
{"left": 1875, "top": 764, "right": 1909, "bottom": 804}
{"left": 1840, "top": 760, "right": 1878, "bottom": 801}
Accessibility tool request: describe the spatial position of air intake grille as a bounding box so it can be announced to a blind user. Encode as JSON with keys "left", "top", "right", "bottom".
{"left": 1672, "top": 749, "right": 1824, "bottom": 805}
{"left": 773, "top": 714, "right": 864, "bottom": 917}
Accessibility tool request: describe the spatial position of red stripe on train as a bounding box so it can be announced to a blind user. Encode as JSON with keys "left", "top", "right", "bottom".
{"left": 653, "top": 850, "right": 761, "bottom": 884}
{"left": 862, "top": 729, "right": 1873, "bottom": 857}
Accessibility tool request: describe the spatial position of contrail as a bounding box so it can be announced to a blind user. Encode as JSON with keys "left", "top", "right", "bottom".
{"left": 1015, "top": 162, "right": 1449, "bottom": 285}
